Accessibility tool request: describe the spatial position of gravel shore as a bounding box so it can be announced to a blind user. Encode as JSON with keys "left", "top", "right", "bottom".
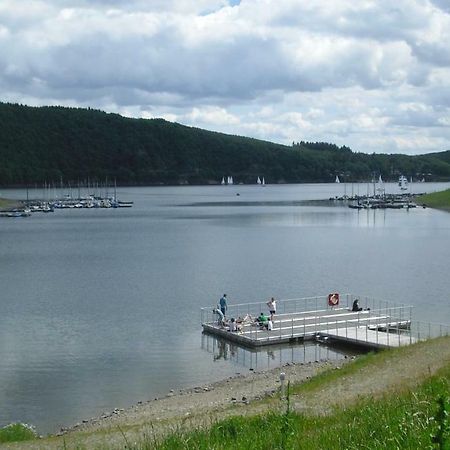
{"left": 4, "top": 336, "right": 449, "bottom": 449}
{"left": 8, "top": 358, "right": 346, "bottom": 450}
{"left": 70, "top": 358, "right": 349, "bottom": 432}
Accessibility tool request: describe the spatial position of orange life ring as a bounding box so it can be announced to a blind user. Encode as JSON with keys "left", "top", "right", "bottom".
{"left": 328, "top": 293, "right": 339, "bottom": 306}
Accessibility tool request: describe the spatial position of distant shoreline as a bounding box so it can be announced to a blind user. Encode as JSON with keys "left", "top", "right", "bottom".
{"left": 0, "top": 198, "right": 22, "bottom": 211}
{"left": 414, "top": 188, "right": 450, "bottom": 212}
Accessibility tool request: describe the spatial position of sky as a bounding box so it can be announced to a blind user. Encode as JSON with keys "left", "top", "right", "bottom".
{"left": 1, "top": 0, "right": 449, "bottom": 155}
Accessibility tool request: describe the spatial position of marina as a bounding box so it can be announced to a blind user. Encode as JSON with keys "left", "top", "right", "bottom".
{"left": 201, "top": 294, "right": 450, "bottom": 350}
{"left": 0, "top": 181, "right": 134, "bottom": 217}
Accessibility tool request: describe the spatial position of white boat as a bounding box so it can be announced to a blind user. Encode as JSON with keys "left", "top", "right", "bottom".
{"left": 398, "top": 175, "right": 408, "bottom": 190}
{"left": 335, "top": 175, "right": 340, "bottom": 183}
{"left": 257, "top": 176, "right": 261, "bottom": 185}
{"left": 376, "top": 175, "right": 384, "bottom": 194}
{"left": 227, "top": 176, "right": 233, "bottom": 185}
{"left": 221, "top": 177, "right": 225, "bottom": 185}
{"left": 262, "top": 177, "right": 265, "bottom": 186}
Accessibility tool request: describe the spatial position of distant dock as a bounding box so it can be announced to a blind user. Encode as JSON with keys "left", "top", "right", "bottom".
{"left": 201, "top": 294, "right": 449, "bottom": 350}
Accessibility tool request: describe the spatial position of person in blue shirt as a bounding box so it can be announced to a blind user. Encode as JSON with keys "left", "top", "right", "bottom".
{"left": 219, "top": 294, "right": 228, "bottom": 316}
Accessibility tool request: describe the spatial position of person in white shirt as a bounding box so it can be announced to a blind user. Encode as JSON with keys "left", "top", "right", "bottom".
{"left": 267, "top": 297, "right": 277, "bottom": 321}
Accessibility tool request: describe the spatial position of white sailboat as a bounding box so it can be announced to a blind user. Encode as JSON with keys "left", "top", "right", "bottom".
{"left": 398, "top": 175, "right": 408, "bottom": 191}
{"left": 335, "top": 175, "right": 340, "bottom": 183}
{"left": 221, "top": 177, "right": 225, "bottom": 185}
{"left": 257, "top": 176, "right": 261, "bottom": 185}
{"left": 376, "top": 175, "right": 384, "bottom": 195}
{"left": 227, "top": 176, "right": 234, "bottom": 185}
{"left": 262, "top": 177, "right": 265, "bottom": 186}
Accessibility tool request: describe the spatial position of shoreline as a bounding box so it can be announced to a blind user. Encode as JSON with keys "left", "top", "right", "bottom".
{"left": 4, "top": 337, "right": 450, "bottom": 449}
{"left": 58, "top": 357, "right": 353, "bottom": 442}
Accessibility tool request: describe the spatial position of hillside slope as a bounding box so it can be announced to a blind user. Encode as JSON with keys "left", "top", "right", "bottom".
{"left": 1, "top": 102, "right": 450, "bottom": 186}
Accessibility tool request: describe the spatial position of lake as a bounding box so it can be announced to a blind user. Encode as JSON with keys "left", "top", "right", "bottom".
{"left": 1, "top": 182, "right": 449, "bottom": 434}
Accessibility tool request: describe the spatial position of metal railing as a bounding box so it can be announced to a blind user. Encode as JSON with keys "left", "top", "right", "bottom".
{"left": 200, "top": 294, "right": 410, "bottom": 326}
{"left": 201, "top": 295, "right": 450, "bottom": 349}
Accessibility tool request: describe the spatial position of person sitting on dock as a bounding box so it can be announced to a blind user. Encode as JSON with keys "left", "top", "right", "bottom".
{"left": 352, "top": 299, "right": 363, "bottom": 312}
{"left": 256, "top": 312, "right": 270, "bottom": 329}
{"left": 257, "top": 312, "right": 268, "bottom": 323}
{"left": 229, "top": 318, "right": 239, "bottom": 332}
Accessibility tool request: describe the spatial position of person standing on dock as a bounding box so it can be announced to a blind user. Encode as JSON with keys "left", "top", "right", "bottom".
{"left": 219, "top": 294, "right": 228, "bottom": 317}
{"left": 267, "top": 297, "right": 277, "bottom": 321}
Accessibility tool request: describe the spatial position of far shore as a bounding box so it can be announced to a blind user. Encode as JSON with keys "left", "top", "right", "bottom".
{"left": 0, "top": 197, "right": 22, "bottom": 211}
{"left": 414, "top": 188, "right": 450, "bottom": 211}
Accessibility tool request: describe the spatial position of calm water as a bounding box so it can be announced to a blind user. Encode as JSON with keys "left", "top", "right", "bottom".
{"left": 1, "top": 182, "right": 450, "bottom": 434}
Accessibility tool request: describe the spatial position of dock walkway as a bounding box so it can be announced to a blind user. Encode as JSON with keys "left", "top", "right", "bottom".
{"left": 201, "top": 294, "right": 449, "bottom": 350}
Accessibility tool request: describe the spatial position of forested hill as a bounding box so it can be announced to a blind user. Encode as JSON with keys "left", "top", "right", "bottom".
{"left": 0, "top": 102, "right": 449, "bottom": 186}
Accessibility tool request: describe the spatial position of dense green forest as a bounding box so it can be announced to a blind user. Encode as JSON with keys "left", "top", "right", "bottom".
{"left": 0, "top": 102, "right": 449, "bottom": 186}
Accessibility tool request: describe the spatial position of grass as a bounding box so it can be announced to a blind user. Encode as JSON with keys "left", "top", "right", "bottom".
{"left": 131, "top": 364, "right": 450, "bottom": 450}
{"left": 289, "top": 351, "right": 378, "bottom": 395}
{"left": 0, "top": 197, "right": 20, "bottom": 210}
{"left": 5, "top": 338, "right": 450, "bottom": 449}
{"left": 0, "top": 423, "right": 38, "bottom": 443}
{"left": 417, "top": 189, "right": 450, "bottom": 211}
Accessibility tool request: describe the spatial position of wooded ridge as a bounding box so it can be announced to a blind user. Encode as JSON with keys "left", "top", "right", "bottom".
{"left": 1, "top": 102, "right": 449, "bottom": 186}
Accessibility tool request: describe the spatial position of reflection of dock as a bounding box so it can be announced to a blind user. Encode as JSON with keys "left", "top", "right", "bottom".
{"left": 201, "top": 333, "right": 355, "bottom": 372}
{"left": 201, "top": 295, "right": 450, "bottom": 350}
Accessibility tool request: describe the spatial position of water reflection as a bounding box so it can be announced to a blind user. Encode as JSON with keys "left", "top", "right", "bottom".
{"left": 201, "top": 333, "right": 361, "bottom": 372}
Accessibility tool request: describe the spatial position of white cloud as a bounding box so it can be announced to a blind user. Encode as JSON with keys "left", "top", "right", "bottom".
{"left": 0, "top": 0, "right": 449, "bottom": 154}
{"left": 184, "top": 106, "right": 240, "bottom": 127}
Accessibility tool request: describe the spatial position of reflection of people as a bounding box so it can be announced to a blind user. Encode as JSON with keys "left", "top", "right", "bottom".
{"left": 352, "top": 299, "right": 363, "bottom": 312}
{"left": 267, "top": 297, "right": 277, "bottom": 320}
{"left": 219, "top": 294, "right": 228, "bottom": 316}
{"left": 214, "top": 340, "right": 228, "bottom": 361}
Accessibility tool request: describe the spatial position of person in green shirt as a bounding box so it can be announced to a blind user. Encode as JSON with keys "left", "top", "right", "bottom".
{"left": 257, "top": 312, "right": 268, "bottom": 324}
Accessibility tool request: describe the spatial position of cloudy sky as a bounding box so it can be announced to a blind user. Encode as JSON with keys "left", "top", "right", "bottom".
{"left": 1, "top": 0, "right": 449, "bottom": 155}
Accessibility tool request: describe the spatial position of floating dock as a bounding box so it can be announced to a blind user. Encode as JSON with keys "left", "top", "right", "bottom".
{"left": 201, "top": 294, "right": 449, "bottom": 350}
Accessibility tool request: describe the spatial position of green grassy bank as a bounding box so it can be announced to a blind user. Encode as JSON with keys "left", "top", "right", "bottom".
{"left": 4, "top": 337, "right": 449, "bottom": 450}
{"left": 0, "top": 197, "right": 20, "bottom": 210}
{"left": 148, "top": 381, "right": 449, "bottom": 450}
{"left": 142, "top": 353, "right": 450, "bottom": 450}
{"left": 417, "top": 188, "right": 450, "bottom": 211}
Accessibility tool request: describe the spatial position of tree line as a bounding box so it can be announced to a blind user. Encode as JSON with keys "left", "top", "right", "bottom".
{"left": 0, "top": 102, "right": 449, "bottom": 186}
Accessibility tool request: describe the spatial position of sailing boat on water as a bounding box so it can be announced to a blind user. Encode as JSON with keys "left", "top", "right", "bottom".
{"left": 376, "top": 175, "right": 384, "bottom": 195}
{"left": 398, "top": 175, "right": 408, "bottom": 190}
{"left": 335, "top": 175, "right": 340, "bottom": 183}
{"left": 221, "top": 177, "right": 225, "bottom": 185}
{"left": 257, "top": 176, "right": 261, "bottom": 185}
{"left": 227, "top": 176, "right": 234, "bottom": 185}
{"left": 262, "top": 177, "right": 265, "bottom": 186}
